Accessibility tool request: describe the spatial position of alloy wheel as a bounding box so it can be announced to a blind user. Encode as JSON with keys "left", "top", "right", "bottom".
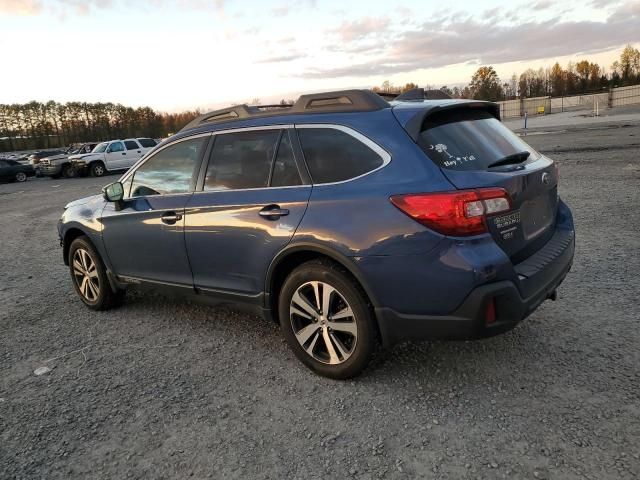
{"left": 72, "top": 248, "right": 100, "bottom": 302}
{"left": 290, "top": 281, "right": 357, "bottom": 365}
{"left": 15, "top": 172, "right": 27, "bottom": 182}
{"left": 93, "top": 164, "right": 105, "bottom": 176}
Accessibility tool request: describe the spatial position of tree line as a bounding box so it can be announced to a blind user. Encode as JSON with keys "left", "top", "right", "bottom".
{"left": 374, "top": 45, "right": 640, "bottom": 102}
{"left": 0, "top": 102, "right": 200, "bottom": 153}
{"left": 3, "top": 46, "right": 639, "bottom": 153}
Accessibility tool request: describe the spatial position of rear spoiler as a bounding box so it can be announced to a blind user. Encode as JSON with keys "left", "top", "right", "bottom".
{"left": 401, "top": 101, "right": 501, "bottom": 142}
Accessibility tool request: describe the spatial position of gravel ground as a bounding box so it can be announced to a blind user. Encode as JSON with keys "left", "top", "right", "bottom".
{"left": 1, "top": 121, "right": 639, "bottom": 479}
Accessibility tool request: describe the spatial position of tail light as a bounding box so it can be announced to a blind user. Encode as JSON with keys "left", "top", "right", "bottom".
{"left": 390, "top": 188, "right": 512, "bottom": 236}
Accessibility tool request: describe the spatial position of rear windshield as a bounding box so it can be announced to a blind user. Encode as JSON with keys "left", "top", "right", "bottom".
{"left": 418, "top": 110, "right": 540, "bottom": 171}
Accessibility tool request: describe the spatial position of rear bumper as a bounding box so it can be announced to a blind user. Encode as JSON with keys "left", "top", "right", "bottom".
{"left": 376, "top": 227, "right": 574, "bottom": 346}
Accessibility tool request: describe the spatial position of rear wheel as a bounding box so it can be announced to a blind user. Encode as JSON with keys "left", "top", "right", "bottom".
{"left": 90, "top": 161, "right": 106, "bottom": 177}
{"left": 15, "top": 171, "right": 27, "bottom": 182}
{"left": 68, "top": 236, "right": 124, "bottom": 310}
{"left": 278, "top": 260, "right": 376, "bottom": 379}
{"left": 62, "top": 164, "right": 77, "bottom": 178}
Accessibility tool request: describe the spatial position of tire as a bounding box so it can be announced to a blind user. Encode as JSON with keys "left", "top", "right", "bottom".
{"left": 89, "top": 161, "right": 106, "bottom": 177}
{"left": 15, "top": 171, "right": 27, "bottom": 182}
{"left": 278, "top": 259, "right": 376, "bottom": 379}
{"left": 68, "top": 236, "right": 125, "bottom": 310}
{"left": 62, "top": 164, "right": 77, "bottom": 178}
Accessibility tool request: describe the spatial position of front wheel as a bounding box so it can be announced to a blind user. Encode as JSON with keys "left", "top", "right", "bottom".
{"left": 90, "top": 162, "right": 106, "bottom": 177}
{"left": 68, "top": 236, "right": 124, "bottom": 310}
{"left": 62, "top": 164, "right": 77, "bottom": 178}
{"left": 278, "top": 260, "right": 376, "bottom": 379}
{"left": 15, "top": 171, "right": 27, "bottom": 182}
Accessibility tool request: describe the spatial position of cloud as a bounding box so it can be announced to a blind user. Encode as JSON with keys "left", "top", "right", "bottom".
{"left": 303, "top": 2, "right": 640, "bottom": 79}
{"left": 608, "top": 0, "right": 640, "bottom": 20}
{"left": 328, "top": 16, "right": 391, "bottom": 42}
{"left": 0, "top": 0, "right": 222, "bottom": 16}
{"left": 271, "top": 4, "right": 290, "bottom": 16}
{"left": 255, "top": 53, "right": 306, "bottom": 64}
{"left": 532, "top": 0, "right": 554, "bottom": 9}
{"left": 0, "top": 0, "right": 43, "bottom": 15}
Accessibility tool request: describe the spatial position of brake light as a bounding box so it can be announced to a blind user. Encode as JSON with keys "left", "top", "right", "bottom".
{"left": 390, "top": 188, "right": 512, "bottom": 236}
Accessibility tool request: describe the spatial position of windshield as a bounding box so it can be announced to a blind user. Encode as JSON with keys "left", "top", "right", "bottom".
{"left": 93, "top": 142, "right": 108, "bottom": 153}
{"left": 418, "top": 110, "right": 540, "bottom": 171}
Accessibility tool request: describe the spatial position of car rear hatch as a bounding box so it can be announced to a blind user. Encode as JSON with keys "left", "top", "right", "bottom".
{"left": 410, "top": 104, "right": 558, "bottom": 262}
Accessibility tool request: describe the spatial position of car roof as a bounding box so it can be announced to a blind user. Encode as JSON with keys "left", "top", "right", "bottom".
{"left": 179, "top": 89, "right": 389, "bottom": 133}
{"left": 176, "top": 89, "right": 499, "bottom": 143}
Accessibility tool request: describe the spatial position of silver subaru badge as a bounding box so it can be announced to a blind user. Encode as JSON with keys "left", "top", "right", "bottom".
{"left": 541, "top": 172, "right": 551, "bottom": 185}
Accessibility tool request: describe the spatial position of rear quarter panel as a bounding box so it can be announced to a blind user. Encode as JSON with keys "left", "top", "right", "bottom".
{"left": 290, "top": 110, "right": 455, "bottom": 257}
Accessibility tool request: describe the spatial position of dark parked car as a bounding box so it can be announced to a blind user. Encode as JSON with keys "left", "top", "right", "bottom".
{"left": 58, "top": 89, "right": 575, "bottom": 379}
{"left": 0, "top": 159, "right": 35, "bottom": 182}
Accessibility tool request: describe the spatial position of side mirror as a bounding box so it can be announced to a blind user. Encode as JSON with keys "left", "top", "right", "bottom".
{"left": 106, "top": 147, "right": 112, "bottom": 153}
{"left": 102, "top": 182, "right": 124, "bottom": 202}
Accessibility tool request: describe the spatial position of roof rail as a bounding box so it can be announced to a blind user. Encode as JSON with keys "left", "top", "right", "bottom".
{"left": 180, "top": 89, "right": 390, "bottom": 132}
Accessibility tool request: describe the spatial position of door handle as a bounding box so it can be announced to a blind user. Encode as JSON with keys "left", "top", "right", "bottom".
{"left": 259, "top": 205, "right": 289, "bottom": 219}
{"left": 121, "top": 152, "right": 126, "bottom": 155}
{"left": 161, "top": 211, "right": 183, "bottom": 225}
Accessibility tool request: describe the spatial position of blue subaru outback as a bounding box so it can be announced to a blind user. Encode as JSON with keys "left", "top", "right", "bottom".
{"left": 58, "top": 89, "right": 575, "bottom": 379}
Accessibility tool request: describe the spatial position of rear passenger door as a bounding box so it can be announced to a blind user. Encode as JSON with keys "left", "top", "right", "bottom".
{"left": 184, "top": 128, "right": 311, "bottom": 298}
{"left": 123, "top": 139, "right": 143, "bottom": 168}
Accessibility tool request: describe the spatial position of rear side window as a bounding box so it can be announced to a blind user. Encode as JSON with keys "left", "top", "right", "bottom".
{"left": 418, "top": 110, "right": 540, "bottom": 171}
{"left": 138, "top": 138, "right": 157, "bottom": 148}
{"left": 204, "top": 130, "right": 280, "bottom": 191}
{"left": 129, "top": 137, "right": 206, "bottom": 197}
{"left": 297, "top": 128, "right": 384, "bottom": 183}
{"left": 124, "top": 140, "right": 139, "bottom": 150}
{"left": 271, "top": 132, "right": 302, "bottom": 187}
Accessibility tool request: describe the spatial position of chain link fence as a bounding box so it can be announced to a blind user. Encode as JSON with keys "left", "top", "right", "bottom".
{"left": 550, "top": 92, "right": 608, "bottom": 113}
{"left": 498, "top": 84, "right": 640, "bottom": 118}
{"left": 611, "top": 84, "right": 640, "bottom": 107}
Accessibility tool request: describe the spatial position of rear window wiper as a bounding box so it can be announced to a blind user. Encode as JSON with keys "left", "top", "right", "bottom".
{"left": 487, "top": 151, "right": 530, "bottom": 169}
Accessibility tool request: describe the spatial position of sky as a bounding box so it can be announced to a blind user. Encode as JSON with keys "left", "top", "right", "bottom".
{"left": 0, "top": 0, "right": 639, "bottom": 112}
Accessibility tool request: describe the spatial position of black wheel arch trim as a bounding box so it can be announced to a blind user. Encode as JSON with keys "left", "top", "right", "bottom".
{"left": 62, "top": 226, "right": 121, "bottom": 294}
{"left": 264, "top": 242, "right": 382, "bottom": 310}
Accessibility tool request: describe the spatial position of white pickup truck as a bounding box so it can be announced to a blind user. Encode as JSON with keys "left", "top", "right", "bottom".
{"left": 69, "top": 138, "right": 158, "bottom": 177}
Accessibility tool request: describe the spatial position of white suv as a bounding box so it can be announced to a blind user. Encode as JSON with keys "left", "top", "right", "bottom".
{"left": 69, "top": 138, "right": 158, "bottom": 177}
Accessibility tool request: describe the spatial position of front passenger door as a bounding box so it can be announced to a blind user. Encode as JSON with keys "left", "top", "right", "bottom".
{"left": 105, "top": 141, "right": 127, "bottom": 171}
{"left": 101, "top": 135, "right": 209, "bottom": 286}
